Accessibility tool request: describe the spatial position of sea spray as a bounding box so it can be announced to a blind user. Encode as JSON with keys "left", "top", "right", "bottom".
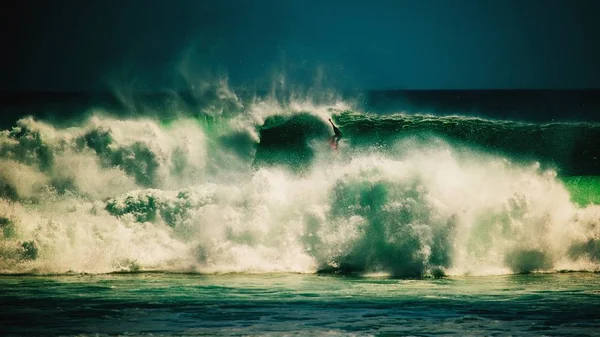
{"left": 0, "top": 101, "right": 599, "bottom": 276}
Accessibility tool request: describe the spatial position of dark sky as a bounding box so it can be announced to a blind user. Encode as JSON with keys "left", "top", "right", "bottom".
{"left": 2, "top": 0, "right": 599, "bottom": 91}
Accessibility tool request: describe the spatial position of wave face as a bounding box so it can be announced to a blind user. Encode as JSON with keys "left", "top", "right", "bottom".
{"left": 1, "top": 96, "right": 600, "bottom": 276}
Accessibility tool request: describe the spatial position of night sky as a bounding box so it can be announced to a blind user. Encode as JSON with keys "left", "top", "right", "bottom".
{"left": 2, "top": 0, "right": 599, "bottom": 91}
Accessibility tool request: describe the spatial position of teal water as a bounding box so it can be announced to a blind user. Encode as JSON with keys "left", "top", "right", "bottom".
{"left": 2, "top": 272, "right": 600, "bottom": 336}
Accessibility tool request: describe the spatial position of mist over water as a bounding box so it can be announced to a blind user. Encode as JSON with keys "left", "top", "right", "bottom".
{"left": 1, "top": 85, "right": 600, "bottom": 277}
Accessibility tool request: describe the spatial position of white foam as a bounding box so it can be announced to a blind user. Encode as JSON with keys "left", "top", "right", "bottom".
{"left": 1, "top": 101, "right": 599, "bottom": 276}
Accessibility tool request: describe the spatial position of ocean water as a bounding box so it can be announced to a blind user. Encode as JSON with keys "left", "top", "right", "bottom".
{"left": 1, "top": 89, "right": 600, "bottom": 335}
{"left": 1, "top": 272, "right": 600, "bottom": 336}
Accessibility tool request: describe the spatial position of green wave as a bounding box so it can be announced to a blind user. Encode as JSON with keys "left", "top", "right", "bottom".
{"left": 562, "top": 176, "right": 600, "bottom": 206}
{"left": 254, "top": 110, "right": 600, "bottom": 175}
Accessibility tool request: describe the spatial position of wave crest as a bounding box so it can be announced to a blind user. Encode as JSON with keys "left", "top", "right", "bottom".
{"left": 1, "top": 104, "right": 599, "bottom": 276}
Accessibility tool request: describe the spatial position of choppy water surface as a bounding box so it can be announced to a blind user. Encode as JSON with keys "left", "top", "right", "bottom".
{"left": 1, "top": 272, "right": 599, "bottom": 336}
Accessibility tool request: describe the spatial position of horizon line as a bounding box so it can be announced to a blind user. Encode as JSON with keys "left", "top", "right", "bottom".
{"left": 2, "top": 88, "right": 600, "bottom": 94}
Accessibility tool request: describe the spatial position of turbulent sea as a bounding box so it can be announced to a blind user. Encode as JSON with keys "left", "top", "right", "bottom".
{"left": 1, "top": 90, "right": 600, "bottom": 336}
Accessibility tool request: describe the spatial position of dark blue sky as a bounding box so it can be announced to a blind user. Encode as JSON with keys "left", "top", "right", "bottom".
{"left": 3, "top": 0, "right": 599, "bottom": 90}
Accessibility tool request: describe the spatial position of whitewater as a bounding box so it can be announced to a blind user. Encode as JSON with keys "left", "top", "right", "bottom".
{"left": 1, "top": 92, "right": 599, "bottom": 278}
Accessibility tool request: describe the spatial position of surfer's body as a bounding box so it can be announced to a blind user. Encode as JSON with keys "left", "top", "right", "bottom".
{"left": 329, "top": 118, "right": 342, "bottom": 149}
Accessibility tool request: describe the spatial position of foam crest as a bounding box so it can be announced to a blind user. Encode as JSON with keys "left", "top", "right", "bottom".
{"left": 0, "top": 103, "right": 599, "bottom": 276}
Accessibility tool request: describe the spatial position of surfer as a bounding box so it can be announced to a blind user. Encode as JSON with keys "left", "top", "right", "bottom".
{"left": 328, "top": 118, "right": 343, "bottom": 149}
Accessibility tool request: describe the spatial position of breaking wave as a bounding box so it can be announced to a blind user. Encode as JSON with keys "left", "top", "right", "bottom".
{"left": 1, "top": 94, "right": 600, "bottom": 277}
